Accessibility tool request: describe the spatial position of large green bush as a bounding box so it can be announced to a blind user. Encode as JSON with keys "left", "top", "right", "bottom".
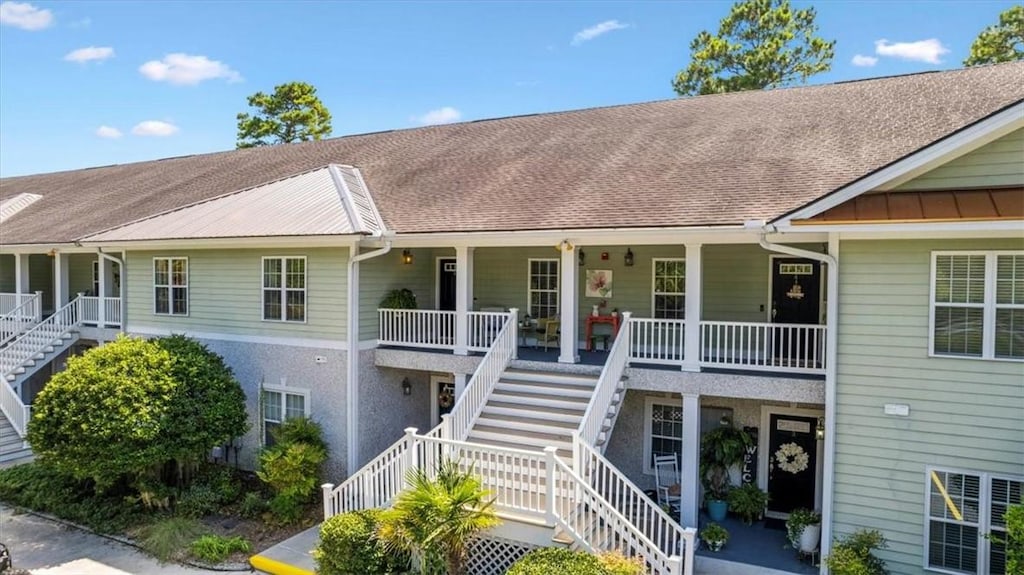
{"left": 824, "top": 529, "right": 889, "bottom": 575}
{"left": 27, "top": 335, "right": 247, "bottom": 492}
{"left": 508, "top": 548, "right": 604, "bottom": 574}
{"left": 257, "top": 417, "right": 328, "bottom": 524}
{"left": 315, "top": 509, "right": 408, "bottom": 575}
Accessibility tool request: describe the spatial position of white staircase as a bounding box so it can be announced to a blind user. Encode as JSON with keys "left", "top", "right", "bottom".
{"left": 0, "top": 297, "right": 83, "bottom": 460}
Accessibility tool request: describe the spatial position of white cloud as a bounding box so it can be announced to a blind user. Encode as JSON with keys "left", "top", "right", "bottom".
{"left": 874, "top": 39, "right": 950, "bottom": 64}
{"left": 131, "top": 120, "right": 178, "bottom": 137}
{"left": 0, "top": 1, "right": 53, "bottom": 30}
{"left": 413, "top": 107, "right": 462, "bottom": 126}
{"left": 139, "top": 53, "right": 242, "bottom": 85}
{"left": 851, "top": 54, "right": 878, "bottom": 67}
{"left": 571, "top": 20, "right": 628, "bottom": 46}
{"left": 95, "top": 125, "right": 122, "bottom": 139}
{"left": 64, "top": 46, "right": 114, "bottom": 63}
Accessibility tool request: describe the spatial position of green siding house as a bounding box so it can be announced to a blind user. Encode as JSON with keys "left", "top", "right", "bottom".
{"left": 1, "top": 62, "right": 1021, "bottom": 575}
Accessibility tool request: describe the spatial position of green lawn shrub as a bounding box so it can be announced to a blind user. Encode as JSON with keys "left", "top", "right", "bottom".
{"left": 315, "top": 509, "right": 407, "bottom": 575}
{"left": 508, "top": 548, "right": 645, "bottom": 575}
{"left": 189, "top": 534, "right": 252, "bottom": 563}
{"left": 135, "top": 517, "right": 209, "bottom": 562}
{"left": 257, "top": 417, "right": 327, "bottom": 524}
{"left": 824, "top": 529, "right": 889, "bottom": 575}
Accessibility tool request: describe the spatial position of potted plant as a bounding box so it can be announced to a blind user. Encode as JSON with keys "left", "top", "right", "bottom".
{"left": 700, "top": 523, "right": 729, "bottom": 552}
{"left": 786, "top": 508, "right": 822, "bottom": 552}
{"left": 727, "top": 483, "right": 770, "bottom": 525}
{"left": 380, "top": 288, "right": 417, "bottom": 309}
{"left": 700, "top": 425, "right": 753, "bottom": 521}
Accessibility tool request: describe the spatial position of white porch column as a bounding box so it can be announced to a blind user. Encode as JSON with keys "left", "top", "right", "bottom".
{"left": 453, "top": 373, "right": 467, "bottom": 398}
{"left": 14, "top": 253, "right": 30, "bottom": 295}
{"left": 53, "top": 252, "right": 70, "bottom": 308}
{"left": 559, "top": 242, "right": 579, "bottom": 364}
{"left": 680, "top": 394, "right": 701, "bottom": 528}
{"left": 681, "top": 243, "right": 703, "bottom": 372}
{"left": 97, "top": 253, "right": 107, "bottom": 327}
{"left": 454, "top": 246, "right": 474, "bottom": 355}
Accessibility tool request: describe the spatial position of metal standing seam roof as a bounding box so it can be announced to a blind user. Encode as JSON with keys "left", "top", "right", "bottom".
{"left": 81, "top": 165, "right": 385, "bottom": 242}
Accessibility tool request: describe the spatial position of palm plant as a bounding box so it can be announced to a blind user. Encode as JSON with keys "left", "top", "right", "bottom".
{"left": 378, "top": 458, "right": 500, "bottom": 575}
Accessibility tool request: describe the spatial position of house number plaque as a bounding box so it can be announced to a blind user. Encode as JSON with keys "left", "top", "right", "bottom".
{"left": 779, "top": 263, "right": 813, "bottom": 275}
{"left": 777, "top": 419, "right": 810, "bottom": 434}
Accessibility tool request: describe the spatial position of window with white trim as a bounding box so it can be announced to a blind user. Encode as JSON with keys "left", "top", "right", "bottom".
{"left": 931, "top": 252, "right": 1024, "bottom": 360}
{"left": 528, "top": 259, "right": 559, "bottom": 319}
{"left": 263, "top": 257, "right": 306, "bottom": 322}
{"left": 652, "top": 258, "right": 686, "bottom": 319}
{"left": 926, "top": 468, "right": 1022, "bottom": 574}
{"left": 153, "top": 257, "right": 188, "bottom": 315}
{"left": 261, "top": 386, "right": 310, "bottom": 446}
{"left": 643, "top": 397, "right": 682, "bottom": 474}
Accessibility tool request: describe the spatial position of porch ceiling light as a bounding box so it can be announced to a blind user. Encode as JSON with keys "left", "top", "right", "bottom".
{"left": 624, "top": 248, "right": 635, "bottom": 267}
{"left": 402, "top": 249, "right": 414, "bottom": 265}
{"left": 816, "top": 417, "right": 825, "bottom": 440}
{"left": 579, "top": 248, "right": 586, "bottom": 266}
{"left": 402, "top": 377, "right": 412, "bottom": 396}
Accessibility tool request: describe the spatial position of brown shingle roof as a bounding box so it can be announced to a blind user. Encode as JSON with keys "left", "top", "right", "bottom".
{"left": 2, "top": 62, "right": 1023, "bottom": 245}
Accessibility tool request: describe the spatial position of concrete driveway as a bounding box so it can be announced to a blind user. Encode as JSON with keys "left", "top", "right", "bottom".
{"left": 0, "top": 505, "right": 239, "bottom": 575}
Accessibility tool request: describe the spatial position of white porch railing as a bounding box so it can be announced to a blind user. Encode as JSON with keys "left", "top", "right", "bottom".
{"left": 629, "top": 317, "right": 685, "bottom": 366}
{"left": 80, "top": 296, "right": 122, "bottom": 328}
{"left": 0, "top": 296, "right": 83, "bottom": 437}
{"left": 466, "top": 311, "right": 508, "bottom": 352}
{"left": 700, "top": 321, "right": 826, "bottom": 374}
{"left": 443, "top": 309, "right": 518, "bottom": 441}
{"left": 579, "top": 313, "right": 632, "bottom": 447}
{"left": 0, "top": 292, "right": 42, "bottom": 347}
{"left": 323, "top": 428, "right": 693, "bottom": 575}
{"left": 378, "top": 309, "right": 456, "bottom": 350}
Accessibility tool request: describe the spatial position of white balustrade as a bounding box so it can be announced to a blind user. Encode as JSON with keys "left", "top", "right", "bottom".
{"left": 445, "top": 309, "right": 517, "bottom": 441}
{"left": 629, "top": 317, "right": 685, "bottom": 366}
{"left": 0, "top": 296, "right": 83, "bottom": 437}
{"left": 377, "top": 309, "right": 457, "bottom": 350}
{"left": 0, "top": 292, "right": 41, "bottom": 347}
{"left": 466, "top": 311, "right": 508, "bottom": 352}
{"left": 579, "top": 313, "right": 632, "bottom": 447}
{"left": 700, "top": 321, "right": 826, "bottom": 374}
{"left": 80, "top": 296, "right": 122, "bottom": 327}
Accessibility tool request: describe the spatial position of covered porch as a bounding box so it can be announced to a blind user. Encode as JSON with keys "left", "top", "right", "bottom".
{"left": 369, "top": 240, "right": 830, "bottom": 377}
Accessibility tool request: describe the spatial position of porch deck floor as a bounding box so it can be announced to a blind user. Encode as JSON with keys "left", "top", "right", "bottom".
{"left": 695, "top": 513, "right": 819, "bottom": 574}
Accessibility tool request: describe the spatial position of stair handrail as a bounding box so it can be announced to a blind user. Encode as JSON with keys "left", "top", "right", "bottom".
{"left": 321, "top": 432, "right": 411, "bottom": 518}
{"left": 576, "top": 312, "right": 632, "bottom": 448}
{"left": 550, "top": 445, "right": 694, "bottom": 575}
{"left": 0, "top": 291, "right": 42, "bottom": 347}
{"left": 443, "top": 308, "right": 518, "bottom": 441}
{"left": 0, "top": 296, "right": 82, "bottom": 438}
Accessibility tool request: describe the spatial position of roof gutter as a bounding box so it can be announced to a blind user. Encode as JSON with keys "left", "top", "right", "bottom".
{"left": 345, "top": 238, "right": 392, "bottom": 475}
{"left": 758, "top": 227, "right": 838, "bottom": 575}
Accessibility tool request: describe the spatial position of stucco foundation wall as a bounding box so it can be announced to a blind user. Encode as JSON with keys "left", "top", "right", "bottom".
{"left": 357, "top": 349, "right": 433, "bottom": 467}
{"left": 188, "top": 338, "right": 349, "bottom": 480}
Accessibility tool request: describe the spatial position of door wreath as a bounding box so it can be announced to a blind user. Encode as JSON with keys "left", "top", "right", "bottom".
{"left": 774, "top": 442, "right": 809, "bottom": 474}
{"left": 438, "top": 389, "right": 454, "bottom": 409}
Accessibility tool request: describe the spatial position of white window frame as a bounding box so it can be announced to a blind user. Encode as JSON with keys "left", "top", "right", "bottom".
{"left": 152, "top": 257, "right": 188, "bottom": 316}
{"left": 651, "top": 258, "right": 686, "bottom": 319}
{"left": 527, "top": 258, "right": 559, "bottom": 320}
{"left": 261, "top": 256, "right": 308, "bottom": 323}
{"left": 923, "top": 466, "right": 1023, "bottom": 575}
{"left": 643, "top": 396, "right": 683, "bottom": 475}
{"left": 930, "top": 251, "right": 1024, "bottom": 362}
{"left": 261, "top": 385, "right": 311, "bottom": 446}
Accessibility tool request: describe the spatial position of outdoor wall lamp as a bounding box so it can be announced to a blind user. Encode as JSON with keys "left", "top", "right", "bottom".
{"left": 401, "top": 377, "right": 412, "bottom": 396}
{"left": 816, "top": 417, "right": 825, "bottom": 440}
{"left": 624, "top": 248, "right": 635, "bottom": 267}
{"left": 402, "top": 249, "right": 414, "bottom": 265}
{"left": 578, "top": 248, "right": 586, "bottom": 266}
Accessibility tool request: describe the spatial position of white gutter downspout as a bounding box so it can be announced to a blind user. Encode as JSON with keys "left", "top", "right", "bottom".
{"left": 346, "top": 239, "right": 392, "bottom": 476}
{"left": 759, "top": 231, "right": 838, "bottom": 574}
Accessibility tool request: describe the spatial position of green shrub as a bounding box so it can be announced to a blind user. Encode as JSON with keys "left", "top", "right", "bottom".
{"left": 727, "top": 483, "right": 770, "bottom": 525}
{"left": 271, "top": 417, "right": 327, "bottom": 452}
{"left": 995, "top": 504, "right": 1023, "bottom": 575}
{"left": 27, "top": 335, "right": 247, "bottom": 492}
{"left": 238, "top": 492, "right": 267, "bottom": 519}
{"left": 509, "top": 548, "right": 604, "bottom": 574}
{"left": 135, "top": 517, "right": 209, "bottom": 562}
{"left": 597, "top": 552, "right": 645, "bottom": 575}
{"left": 0, "top": 462, "right": 145, "bottom": 533}
{"left": 176, "top": 483, "right": 221, "bottom": 518}
{"left": 195, "top": 464, "right": 242, "bottom": 505}
{"left": 258, "top": 441, "right": 326, "bottom": 524}
{"left": 824, "top": 529, "right": 889, "bottom": 575}
{"left": 189, "top": 534, "right": 252, "bottom": 563}
{"left": 380, "top": 288, "right": 417, "bottom": 309}
{"left": 315, "top": 509, "right": 407, "bottom": 575}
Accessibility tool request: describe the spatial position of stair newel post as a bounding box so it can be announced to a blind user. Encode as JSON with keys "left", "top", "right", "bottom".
{"left": 508, "top": 308, "right": 519, "bottom": 360}
{"left": 543, "top": 446, "right": 558, "bottom": 525}
{"left": 621, "top": 311, "right": 632, "bottom": 365}
{"left": 667, "top": 555, "right": 682, "bottom": 575}
{"left": 403, "top": 427, "right": 419, "bottom": 489}
{"left": 440, "top": 414, "right": 452, "bottom": 441}
{"left": 33, "top": 291, "right": 42, "bottom": 322}
{"left": 74, "top": 292, "right": 84, "bottom": 327}
{"left": 321, "top": 483, "right": 335, "bottom": 519}
{"left": 682, "top": 526, "right": 697, "bottom": 575}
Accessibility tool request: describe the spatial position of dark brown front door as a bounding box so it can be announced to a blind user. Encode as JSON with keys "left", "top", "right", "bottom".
{"left": 438, "top": 258, "right": 456, "bottom": 311}
{"left": 771, "top": 258, "right": 821, "bottom": 325}
{"left": 766, "top": 413, "right": 818, "bottom": 515}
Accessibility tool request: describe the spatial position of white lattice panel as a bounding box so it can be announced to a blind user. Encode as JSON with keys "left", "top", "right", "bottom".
{"left": 466, "top": 535, "right": 541, "bottom": 575}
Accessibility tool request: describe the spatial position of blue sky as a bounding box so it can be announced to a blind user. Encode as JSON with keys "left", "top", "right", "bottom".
{"left": 0, "top": 0, "right": 1016, "bottom": 177}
